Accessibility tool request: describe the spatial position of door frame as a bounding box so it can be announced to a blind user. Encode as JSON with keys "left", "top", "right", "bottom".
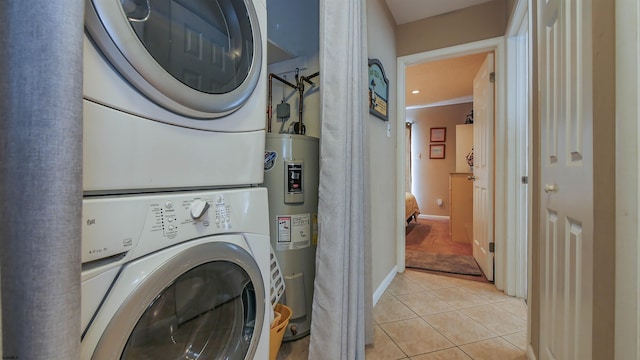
{"left": 615, "top": 0, "right": 640, "bottom": 358}
{"left": 395, "top": 36, "right": 508, "bottom": 290}
{"left": 505, "top": 0, "right": 531, "bottom": 299}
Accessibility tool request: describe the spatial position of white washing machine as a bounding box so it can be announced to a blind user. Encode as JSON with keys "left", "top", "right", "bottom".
{"left": 83, "top": 0, "right": 267, "bottom": 193}
{"left": 80, "top": 188, "right": 271, "bottom": 359}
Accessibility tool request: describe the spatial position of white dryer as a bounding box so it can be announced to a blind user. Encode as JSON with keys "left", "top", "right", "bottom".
{"left": 83, "top": 0, "right": 267, "bottom": 193}
{"left": 80, "top": 188, "right": 271, "bottom": 359}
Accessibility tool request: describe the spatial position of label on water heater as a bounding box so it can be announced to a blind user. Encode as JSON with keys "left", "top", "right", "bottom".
{"left": 284, "top": 160, "right": 304, "bottom": 204}
{"left": 276, "top": 213, "right": 311, "bottom": 251}
{"left": 264, "top": 150, "right": 277, "bottom": 171}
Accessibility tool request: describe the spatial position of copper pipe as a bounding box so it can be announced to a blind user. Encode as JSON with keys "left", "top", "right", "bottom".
{"left": 302, "top": 72, "right": 320, "bottom": 85}
{"left": 267, "top": 74, "right": 272, "bottom": 132}
{"left": 297, "top": 82, "right": 304, "bottom": 134}
{"left": 271, "top": 73, "right": 298, "bottom": 90}
{"left": 267, "top": 73, "right": 298, "bottom": 133}
{"left": 296, "top": 72, "right": 320, "bottom": 133}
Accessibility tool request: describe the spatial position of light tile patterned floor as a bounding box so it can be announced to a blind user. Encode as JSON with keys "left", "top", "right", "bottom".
{"left": 277, "top": 269, "right": 528, "bottom": 360}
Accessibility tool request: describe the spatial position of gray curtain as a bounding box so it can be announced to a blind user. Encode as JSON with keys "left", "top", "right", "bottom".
{"left": 0, "top": 1, "right": 84, "bottom": 358}
{"left": 309, "top": 0, "right": 373, "bottom": 359}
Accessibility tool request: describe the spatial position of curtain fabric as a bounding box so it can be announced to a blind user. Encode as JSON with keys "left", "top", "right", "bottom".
{"left": 309, "top": 0, "right": 372, "bottom": 359}
{"left": 0, "top": 1, "right": 84, "bottom": 358}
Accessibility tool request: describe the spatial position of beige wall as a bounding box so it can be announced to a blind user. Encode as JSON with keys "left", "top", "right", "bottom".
{"left": 367, "top": 0, "right": 398, "bottom": 292}
{"left": 591, "top": 1, "right": 616, "bottom": 357}
{"left": 505, "top": 0, "right": 516, "bottom": 25}
{"left": 396, "top": 0, "right": 508, "bottom": 57}
{"left": 410, "top": 103, "right": 473, "bottom": 216}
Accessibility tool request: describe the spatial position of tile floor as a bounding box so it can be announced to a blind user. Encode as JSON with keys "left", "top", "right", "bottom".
{"left": 277, "top": 269, "right": 527, "bottom": 360}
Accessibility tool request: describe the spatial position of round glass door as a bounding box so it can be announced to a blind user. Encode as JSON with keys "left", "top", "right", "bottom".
{"left": 122, "top": 262, "right": 258, "bottom": 359}
{"left": 91, "top": 241, "right": 265, "bottom": 360}
{"left": 86, "top": 0, "right": 263, "bottom": 116}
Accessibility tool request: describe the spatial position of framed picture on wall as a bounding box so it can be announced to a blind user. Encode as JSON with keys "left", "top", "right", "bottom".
{"left": 430, "top": 144, "right": 446, "bottom": 159}
{"left": 368, "top": 58, "right": 389, "bottom": 121}
{"left": 430, "top": 127, "right": 446, "bottom": 142}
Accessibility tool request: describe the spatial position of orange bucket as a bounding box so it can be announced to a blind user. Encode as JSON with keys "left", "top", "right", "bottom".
{"left": 269, "top": 303, "right": 292, "bottom": 360}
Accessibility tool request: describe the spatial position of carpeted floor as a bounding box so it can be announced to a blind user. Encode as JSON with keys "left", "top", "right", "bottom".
{"left": 405, "top": 218, "right": 487, "bottom": 282}
{"left": 405, "top": 250, "right": 482, "bottom": 276}
{"left": 406, "top": 218, "right": 471, "bottom": 255}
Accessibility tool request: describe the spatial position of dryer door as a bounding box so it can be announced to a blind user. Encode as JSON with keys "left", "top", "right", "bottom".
{"left": 90, "top": 241, "right": 265, "bottom": 360}
{"left": 85, "top": 0, "right": 262, "bottom": 118}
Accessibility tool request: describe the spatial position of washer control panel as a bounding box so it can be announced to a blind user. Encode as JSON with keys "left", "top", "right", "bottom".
{"left": 214, "top": 195, "right": 232, "bottom": 227}
{"left": 189, "top": 199, "right": 210, "bottom": 220}
{"left": 150, "top": 195, "right": 233, "bottom": 241}
{"left": 82, "top": 188, "right": 268, "bottom": 264}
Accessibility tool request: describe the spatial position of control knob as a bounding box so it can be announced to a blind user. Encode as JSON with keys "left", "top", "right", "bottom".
{"left": 190, "top": 199, "right": 210, "bottom": 220}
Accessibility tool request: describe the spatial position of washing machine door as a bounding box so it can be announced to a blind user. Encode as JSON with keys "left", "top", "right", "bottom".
{"left": 85, "top": 0, "right": 262, "bottom": 118}
{"left": 90, "top": 241, "right": 265, "bottom": 360}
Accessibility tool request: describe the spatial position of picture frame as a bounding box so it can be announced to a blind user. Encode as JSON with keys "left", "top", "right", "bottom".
{"left": 429, "top": 144, "right": 446, "bottom": 159}
{"left": 368, "top": 58, "right": 389, "bottom": 121}
{"left": 430, "top": 127, "right": 446, "bottom": 142}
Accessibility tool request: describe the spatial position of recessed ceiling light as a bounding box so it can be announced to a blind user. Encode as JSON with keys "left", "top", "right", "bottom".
{"left": 411, "top": 90, "right": 420, "bottom": 94}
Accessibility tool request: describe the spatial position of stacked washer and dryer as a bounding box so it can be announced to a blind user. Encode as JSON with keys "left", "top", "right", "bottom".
{"left": 80, "top": 0, "right": 271, "bottom": 359}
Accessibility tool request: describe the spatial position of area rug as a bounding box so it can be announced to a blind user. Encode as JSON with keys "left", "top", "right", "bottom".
{"left": 405, "top": 249, "right": 483, "bottom": 276}
{"left": 405, "top": 222, "right": 430, "bottom": 246}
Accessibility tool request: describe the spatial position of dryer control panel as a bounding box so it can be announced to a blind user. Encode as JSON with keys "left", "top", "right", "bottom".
{"left": 81, "top": 188, "right": 269, "bottom": 265}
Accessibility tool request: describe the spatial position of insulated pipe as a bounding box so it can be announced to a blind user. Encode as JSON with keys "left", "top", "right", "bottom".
{"left": 267, "top": 74, "right": 272, "bottom": 132}
{"left": 267, "top": 73, "right": 298, "bottom": 133}
{"left": 302, "top": 72, "right": 320, "bottom": 85}
{"left": 297, "top": 82, "right": 304, "bottom": 134}
{"left": 296, "top": 72, "right": 320, "bottom": 134}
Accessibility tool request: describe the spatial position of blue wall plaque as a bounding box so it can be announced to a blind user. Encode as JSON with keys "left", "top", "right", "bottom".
{"left": 368, "top": 58, "right": 389, "bottom": 121}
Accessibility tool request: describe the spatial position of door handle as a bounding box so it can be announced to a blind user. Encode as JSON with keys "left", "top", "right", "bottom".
{"left": 467, "top": 175, "right": 476, "bottom": 181}
{"left": 544, "top": 184, "right": 558, "bottom": 193}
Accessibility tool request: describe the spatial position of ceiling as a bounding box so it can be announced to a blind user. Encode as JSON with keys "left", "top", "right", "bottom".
{"left": 384, "top": 0, "right": 494, "bottom": 109}
{"left": 405, "top": 52, "right": 490, "bottom": 109}
{"left": 384, "top": 0, "right": 493, "bottom": 25}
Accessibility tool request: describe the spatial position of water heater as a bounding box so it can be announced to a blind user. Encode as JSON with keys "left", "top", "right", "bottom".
{"left": 263, "top": 133, "right": 319, "bottom": 341}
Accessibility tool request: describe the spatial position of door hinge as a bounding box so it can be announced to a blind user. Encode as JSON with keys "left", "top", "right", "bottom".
{"left": 489, "top": 242, "right": 495, "bottom": 253}
{"left": 521, "top": 176, "right": 529, "bottom": 184}
{"left": 489, "top": 72, "right": 496, "bottom": 83}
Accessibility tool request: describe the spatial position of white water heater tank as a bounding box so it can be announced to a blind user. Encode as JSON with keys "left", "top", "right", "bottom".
{"left": 262, "top": 133, "right": 318, "bottom": 341}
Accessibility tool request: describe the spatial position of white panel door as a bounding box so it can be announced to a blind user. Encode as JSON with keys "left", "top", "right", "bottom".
{"left": 472, "top": 53, "right": 494, "bottom": 281}
{"left": 538, "top": 0, "right": 593, "bottom": 359}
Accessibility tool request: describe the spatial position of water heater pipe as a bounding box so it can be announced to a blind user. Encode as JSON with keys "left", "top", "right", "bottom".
{"left": 296, "top": 71, "right": 319, "bottom": 135}
{"left": 267, "top": 73, "right": 298, "bottom": 133}
{"left": 267, "top": 69, "right": 320, "bottom": 133}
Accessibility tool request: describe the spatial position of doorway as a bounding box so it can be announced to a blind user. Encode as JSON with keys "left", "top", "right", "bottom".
{"left": 403, "top": 53, "right": 484, "bottom": 279}
{"left": 396, "top": 35, "right": 527, "bottom": 296}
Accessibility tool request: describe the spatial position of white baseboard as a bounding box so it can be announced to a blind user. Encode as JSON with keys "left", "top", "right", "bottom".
{"left": 526, "top": 345, "right": 536, "bottom": 359}
{"left": 373, "top": 265, "right": 397, "bottom": 306}
{"left": 418, "top": 214, "right": 450, "bottom": 220}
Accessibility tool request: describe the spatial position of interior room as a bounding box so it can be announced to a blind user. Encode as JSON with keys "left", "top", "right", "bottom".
{"left": 0, "top": 0, "right": 631, "bottom": 359}
{"left": 403, "top": 53, "right": 490, "bottom": 281}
